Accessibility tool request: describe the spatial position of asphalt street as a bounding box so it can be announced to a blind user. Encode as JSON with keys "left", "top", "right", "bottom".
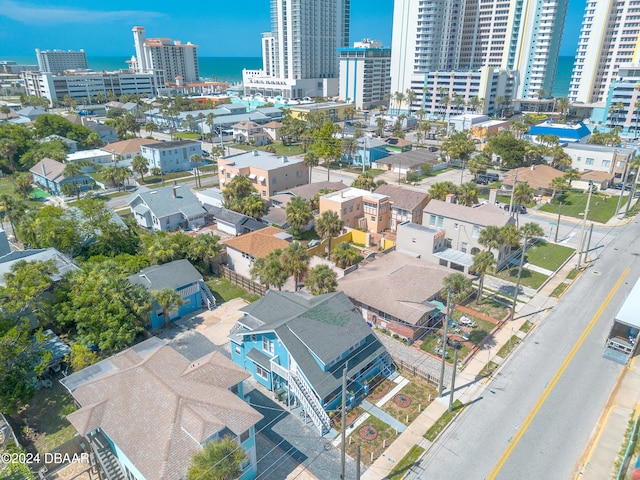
{"left": 410, "top": 216, "right": 640, "bottom": 479}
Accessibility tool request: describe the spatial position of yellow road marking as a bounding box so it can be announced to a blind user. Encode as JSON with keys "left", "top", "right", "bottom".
{"left": 486, "top": 268, "right": 631, "bottom": 480}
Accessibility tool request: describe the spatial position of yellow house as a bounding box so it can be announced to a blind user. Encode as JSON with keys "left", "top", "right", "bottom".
{"left": 287, "top": 102, "right": 355, "bottom": 122}
{"left": 319, "top": 187, "right": 391, "bottom": 233}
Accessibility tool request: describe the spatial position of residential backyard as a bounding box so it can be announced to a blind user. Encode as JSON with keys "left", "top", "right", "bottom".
{"left": 380, "top": 371, "right": 438, "bottom": 426}
{"left": 540, "top": 190, "right": 625, "bottom": 223}
{"left": 524, "top": 240, "right": 574, "bottom": 271}
{"left": 206, "top": 276, "right": 261, "bottom": 304}
{"left": 345, "top": 415, "right": 399, "bottom": 466}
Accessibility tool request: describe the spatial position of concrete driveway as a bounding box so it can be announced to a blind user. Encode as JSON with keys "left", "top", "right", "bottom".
{"left": 193, "top": 297, "right": 249, "bottom": 346}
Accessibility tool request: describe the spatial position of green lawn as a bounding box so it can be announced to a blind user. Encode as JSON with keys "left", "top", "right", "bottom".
{"left": 206, "top": 277, "right": 260, "bottom": 303}
{"left": 524, "top": 239, "right": 574, "bottom": 271}
{"left": 540, "top": 191, "right": 625, "bottom": 223}
{"left": 387, "top": 445, "right": 425, "bottom": 480}
{"left": 493, "top": 266, "right": 548, "bottom": 290}
{"left": 424, "top": 400, "right": 464, "bottom": 441}
{"left": 173, "top": 132, "right": 201, "bottom": 140}
{"left": 496, "top": 335, "right": 522, "bottom": 358}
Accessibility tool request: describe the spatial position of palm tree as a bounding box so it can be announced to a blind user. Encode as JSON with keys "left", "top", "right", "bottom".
{"left": 512, "top": 182, "right": 534, "bottom": 226}
{"left": 146, "top": 232, "right": 179, "bottom": 264}
{"left": 306, "top": 264, "right": 338, "bottom": 295}
{"left": 563, "top": 168, "right": 581, "bottom": 188}
{"left": 190, "top": 153, "right": 202, "bottom": 188}
{"left": 286, "top": 196, "right": 313, "bottom": 238}
{"left": 555, "top": 97, "right": 570, "bottom": 120}
{"left": 342, "top": 136, "right": 359, "bottom": 166}
{"left": 375, "top": 117, "right": 386, "bottom": 137}
{"left": 0, "top": 140, "right": 17, "bottom": 172}
{"left": 429, "top": 181, "right": 457, "bottom": 201}
{"left": 281, "top": 242, "right": 310, "bottom": 291}
{"left": 351, "top": 172, "right": 375, "bottom": 190}
{"left": 153, "top": 288, "right": 183, "bottom": 328}
{"left": 405, "top": 88, "right": 417, "bottom": 114}
{"left": 441, "top": 273, "right": 473, "bottom": 304}
{"left": 240, "top": 194, "right": 265, "bottom": 219}
{"left": 549, "top": 176, "right": 567, "bottom": 199}
{"left": 190, "top": 233, "right": 222, "bottom": 273}
{"left": 250, "top": 249, "right": 287, "bottom": 291}
{"left": 304, "top": 151, "right": 319, "bottom": 179}
{"left": 63, "top": 162, "right": 85, "bottom": 200}
{"left": 131, "top": 155, "right": 149, "bottom": 183}
{"left": 478, "top": 225, "right": 503, "bottom": 254}
{"left": 457, "top": 182, "right": 479, "bottom": 206}
{"left": 332, "top": 242, "right": 360, "bottom": 269}
{"left": 13, "top": 173, "right": 33, "bottom": 199}
{"left": 315, "top": 210, "right": 344, "bottom": 260}
{"left": 471, "top": 251, "right": 496, "bottom": 303}
{"left": 394, "top": 91, "right": 405, "bottom": 115}
{"left": 508, "top": 222, "right": 545, "bottom": 321}
{"left": 206, "top": 113, "right": 216, "bottom": 143}
{"left": 536, "top": 89, "right": 546, "bottom": 113}
{"left": 186, "top": 435, "right": 247, "bottom": 480}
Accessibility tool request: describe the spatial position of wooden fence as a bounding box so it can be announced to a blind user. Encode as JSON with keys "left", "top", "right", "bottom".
{"left": 394, "top": 359, "right": 440, "bottom": 387}
{"left": 219, "top": 265, "right": 266, "bottom": 297}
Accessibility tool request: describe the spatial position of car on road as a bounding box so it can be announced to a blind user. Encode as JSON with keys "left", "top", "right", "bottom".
{"left": 475, "top": 173, "right": 500, "bottom": 184}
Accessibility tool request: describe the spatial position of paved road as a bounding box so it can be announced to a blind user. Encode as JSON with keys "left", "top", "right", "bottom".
{"left": 410, "top": 217, "right": 640, "bottom": 479}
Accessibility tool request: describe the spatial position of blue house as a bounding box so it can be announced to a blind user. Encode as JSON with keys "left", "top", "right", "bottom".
{"left": 230, "top": 291, "right": 393, "bottom": 434}
{"left": 140, "top": 140, "right": 202, "bottom": 173}
{"left": 62, "top": 337, "right": 263, "bottom": 480}
{"left": 345, "top": 137, "right": 389, "bottom": 168}
{"left": 29, "top": 157, "right": 96, "bottom": 195}
{"left": 127, "top": 259, "right": 216, "bottom": 329}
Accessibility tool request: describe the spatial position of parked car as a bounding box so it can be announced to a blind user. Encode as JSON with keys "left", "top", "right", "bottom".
{"left": 503, "top": 204, "right": 527, "bottom": 214}
{"left": 476, "top": 172, "right": 500, "bottom": 185}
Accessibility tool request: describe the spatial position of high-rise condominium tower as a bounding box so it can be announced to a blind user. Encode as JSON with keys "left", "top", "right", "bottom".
{"left": 391, "top": 0, "right": 568, "bottom": 107}
{"left": 35, "top": 49, "right": 88, "bottom": 74}
{"left": 129, "top": 26, "right": 199, "bottom": 86}
{"left": 569, "top": 0, "right": 640, "bottom": 104}
{"left": 243, "top": 0, "right": 350, "bottom": 99}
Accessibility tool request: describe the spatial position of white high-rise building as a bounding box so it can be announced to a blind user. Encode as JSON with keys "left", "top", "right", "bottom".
{"left": 35, "top": 49, "right": 88, "bottom": 74}
{"left": 569, "top": 0, "right": 640, "bottom": 104}
{"left": 128, "top": 26, "right": 199, "bottom": 86}
{"left": 391, "top": 0, "right": 568, "bottom": 113}
{"left": 243, "top": 0, "right": 350, "bottom": 99}
{"left": 338, "top": 40, "right": 391, "bottom": 110}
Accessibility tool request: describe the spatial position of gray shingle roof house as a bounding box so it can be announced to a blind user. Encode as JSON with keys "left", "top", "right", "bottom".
{"left": 0, "top": 248, "right": 78, "bottom": 286}
{"left": 204, "top": 205, "right": 266, "bottom": 236}
{"left": 374, "top": 184, "right": 430, "bottom": 230}
{"left": 230, "top": 291, "right": 393, "bottom": 434}
{"left": 61, "top": 337, "right": 263, "bottom": 480}
{"left": 30, "top": 157, "right": 96, "bottom": 196}
{"left": 128, "top": 185, "right": 205, "bottom": 231}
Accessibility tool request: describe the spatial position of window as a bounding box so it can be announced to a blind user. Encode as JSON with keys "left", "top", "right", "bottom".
{"left": 262, "top": 337, "right": 274, "bottom": 355}
{"left": 437, "top": 216, "right": 444, "bottom": 228}
{"left": 454, "top": 223, "right": 459, "bottom": 230}
{"left": 461, "top": 242, "right": 468, "bottom": 253}
{"left": 430, "top": 214, "right": 436, "bottom": 226}
{"left": 240, "top": 429, "right": 250, "bottom": 443}
{"left": 272, "top": 176, "right": 277, "bottom": 184}
{"left": 256, "top": 365, "right": 269, "bottom": 380}
{"left": 586, "top": 157, "right": 594, "bottom": 165}
{"left": 472, "top": 225, "right": 480, "bottom": 237}
{"left": 602, "top": 159, "right": 611, "bottom": 167}
{"left": 262, "top": 190, "right": 266, "bottom": 197}
{"left": 234, "top": 346, "right": 241, "bottom": 355}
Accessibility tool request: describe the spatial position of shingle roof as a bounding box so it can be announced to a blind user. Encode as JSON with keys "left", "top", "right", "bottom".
{"left": 423, "top": 199, "right": 513, "bottom": 227}
{"left": 127, "top": 259, "right": 202, "bottom": 291}
{"left": 338, "top": 251, "right": 450, "bottom": 325}
{"left": 223, "top": 226, "right": 290, "bottom": 257}
{"left": 502, "top": 165, "right": 564, "bottom": 190}
{"left": 240, "top": 291, "right": 386, "bottom": 398}
{"left": 105, "top": 138, "right": 160, "bottom": 155}
{"left": 65, "top": 342, "right": 262, "bottom": 480}
{"left": 232, "top": 120, "right": 261, "bottom": 129}
{"left": 580, "top": 170, "right": 613, "bottom": 181}
{"left": 29, "top": 157, "right": 66, "bottom": 182}
{"left": 374, "top": 184, "right": 429, "bottom": 211}
{"left": 263, "top": 121, "right": 283, "bottom": 128}
{"left": 128, "top": 185, "right": 205, "bottom": 219}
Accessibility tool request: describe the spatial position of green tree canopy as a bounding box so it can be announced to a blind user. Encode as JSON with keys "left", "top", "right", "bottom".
{"left": 186, "top": 436, "right": 248, "bottom": 480}
{"left": 484, "top": 131, "right": 529, "bottom": 169}
{"left": 306, "top": 264, "right": 338, "bottom": 295}
{"left": 153, "top": 288, "right": 184, "bottom": 328}
{"left": 315, "top": 210, "right": 344, "bottom": 260}
{"left": 286, "top": 196, "right": 313, "bottom": 238}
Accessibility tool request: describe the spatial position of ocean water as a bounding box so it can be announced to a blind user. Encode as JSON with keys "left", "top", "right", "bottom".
{"left": 2, "top": 54, "right": 573, "bottom": 96}
{"left": 1, "top": 55, "right": 262, "bottom": 83}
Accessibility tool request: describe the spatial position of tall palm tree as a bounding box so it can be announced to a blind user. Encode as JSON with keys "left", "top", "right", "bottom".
{"left": 190, "top": 233, "right": 221, "bottom": 273}
{"left": 63, "top": 162, "right": 85, "bottom": 200}
{"left": 304, "top": 151, "right": 319, "bottom": 179}
{"left": 549, "top": 176, "right": 567, "bottom": 199}
{"left": 441, "top": 272, "right": 473, "bottom": 304}
{"left": 153, "top": 288, "right": 183, "bottom": 328}
{"left": 457, "top": 182, "right": 479, "bottom": 206}
{"left": 394, "top": 91, "right": 405, "bottom": 115}
{"left": 471, "top": 251, "right": 496, "bottom": 303}
{"left": 0, "top": 140, "right": 17, "bottom": 172}
{"left": 563, "top": 168, "right": 581, "bottom": 188}
{"left": 429, "top": 181, "right": 457, "bottom": 201}
{"left": 405, "top": 88, "right": 417, "bottom": 114}
{"left": 332, "top": 242, "right": 360, "bottom": 269}
{"left": 478, "top": 225, "right": 503, "bottom": 254}
{"left": 281, "top": 242, "right": 310, "bottom": 291}
{"left": 315, "top": 210, "right": 344, "bottom": 260}
{"left": 306, "top": 264, "right": 338, "bottom": 295}
{"left": 512, "top": 182, "right": 534, "bottom": 226}
{"left": 190, "top": 153, "right": 202, "bottom": 188}
{"left": 286, "top": 196, "right": 313, "bottom": 238}
{"left": 509, "top": 222, "right": 545, "bottom": 321}
{"left": 131, "top": 155, "right": 149, "bottom": 183}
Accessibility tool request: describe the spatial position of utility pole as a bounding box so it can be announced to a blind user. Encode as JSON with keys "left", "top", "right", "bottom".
{"left": 554, "top": 200, "right": 562, "bottom": 243}
{"left": 584, "top": 223, "right": 594, "bottom": 264}
{"left": 577, "top": 181, "right": 594, "bottom": 269}
{"left": 362, "top": 137, "right": 367, "bottom": 174}
{"left": 340, "top": 365, "right": 347, "bottom": 480}
{"left": 438, "top": 288, "right": 451, "bottom": 397}
{"left": 615, "top": 150, "right": 627, "bottom": 214}
{"left": 625, "top": 163, "right": 640, "bottom": 216}
{"left": 449, "top": 341, "right": 461, "bottom": 412}
{"left": 356, "top": 444, "right": 361, "bottom": 480}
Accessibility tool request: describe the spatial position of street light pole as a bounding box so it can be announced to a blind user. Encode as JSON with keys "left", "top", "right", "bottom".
{"left": 577, "top": 181, "right": 594, "bottom": 269}
{"left": 448, "top": 341, "right": 461, "bottom": 412}
{"left": 438, "top": 288, "right": 451, "bottom": 397}
{"left": 554, "top": 200, "right": 562, "bottom": 243}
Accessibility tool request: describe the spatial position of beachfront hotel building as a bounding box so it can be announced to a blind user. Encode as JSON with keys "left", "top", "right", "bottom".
{"left": 338, "top": 39, "right": 391, "bottom": 110}
{"left": 569, "top": 0, "right": 640, "bottom": 105}
{"left": 390, "top": 0, "right": 568, "bottom": 115}
{"left": 128, "top": 26, "right": 199, "bottom": 86}
{"left": 242, "top": 0, "right": 350, "bottom": 99}
{"left": 35, "top": 49, "right": 88, "bottom": 74}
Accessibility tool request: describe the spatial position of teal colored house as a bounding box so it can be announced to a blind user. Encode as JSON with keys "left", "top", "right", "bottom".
{"left": 230, "top": 291, "right": 394, "bottom": 434}
{"left": 127, "top": 259, "right": 216, "bottom": 329}
{"left": 61, "top": 337, "right": 263, "bottom": 480}
{"left": 347, "top": 137, "right": 389, "bottom": 168}
{"left": 29, "top": 157, "right": 96, "bottom": 195}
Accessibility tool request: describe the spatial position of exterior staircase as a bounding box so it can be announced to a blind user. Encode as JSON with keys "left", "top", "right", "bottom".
{"left": 289, "top": 372, "right": 331, "bottom": 435}
{"left": 199, "top": 280, "right": 217, "bottom": 310}
{"left": 88, "top": 431, "right": 126, "bottom": 480}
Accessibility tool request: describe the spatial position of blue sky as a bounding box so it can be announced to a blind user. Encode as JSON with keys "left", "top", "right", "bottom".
{"left": 0, "top": 0, "right": 585, "bottom": 59}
